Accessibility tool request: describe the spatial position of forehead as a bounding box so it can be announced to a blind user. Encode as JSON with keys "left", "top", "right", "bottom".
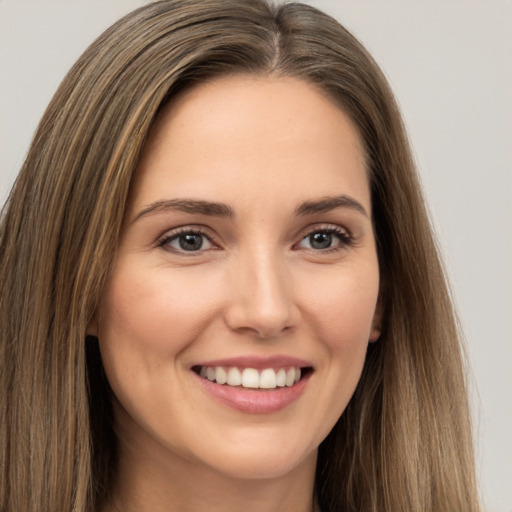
{"left": 129, "top": 75, "right": 370, "bottom": 217}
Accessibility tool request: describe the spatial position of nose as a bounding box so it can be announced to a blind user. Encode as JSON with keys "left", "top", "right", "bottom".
{"left": 223, "top": 250, "right": 298, "bottom": 339}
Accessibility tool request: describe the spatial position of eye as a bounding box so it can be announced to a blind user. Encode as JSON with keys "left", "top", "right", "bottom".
{"left": 297, "top": 228, "right": 352, "bottom": 251}
{"left": 159, "top": 230, "right": 214, "bottom": 253}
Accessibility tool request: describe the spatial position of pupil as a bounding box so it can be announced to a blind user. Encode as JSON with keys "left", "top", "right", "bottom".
{"left": 310, "top": 232, "right": 332, "bottom": 249}
{"left": 179, "top": 234, "right": 203, "bottom": 251}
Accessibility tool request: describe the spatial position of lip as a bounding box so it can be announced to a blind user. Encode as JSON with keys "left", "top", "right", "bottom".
{"left": 191, "top": 355, "right": 313, "bottom": 414}
{"left": 192, "top": 355, "right": 312, "bottom": 370}
{"left": 194, "top": 371, "right": 311, "bottom": 414}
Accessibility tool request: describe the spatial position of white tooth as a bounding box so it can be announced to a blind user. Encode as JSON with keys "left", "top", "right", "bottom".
{"left": 227, "top": 367, "right": 242, "bottom": 386}
{"left": 259, "top": 368, "right": 277, "bottom": 389}
{"left": 199, "top": 366, "right": 207, "bottom": 378}
{"left": 242, "top": 368, "right": 259, "bottom": 388}
{"left": 206, "top": 367, "right": 216, "bottom": 381}
{"left": 294, "top": 368, "right": 301, "bottom": 383}
{"left": 285, "top": 368, "right": 295, "bottom": 387}
{"left": 215, "top": 366, "right": 227, "bottom": 384}
{"left": 276, "top": 368, "right": 286, "bottom": 387}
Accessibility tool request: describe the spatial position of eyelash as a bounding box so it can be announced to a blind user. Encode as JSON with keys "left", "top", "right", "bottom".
{"left": 157, "top": 225, "right": 354, "bottom": 255}
{"left": 296, "top": 225, "right": 354, "bottom": 253}
{"left": 157, "top": 227, "right": 219, "bottom": 255}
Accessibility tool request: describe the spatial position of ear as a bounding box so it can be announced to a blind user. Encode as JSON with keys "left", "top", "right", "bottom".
{"left": 369, "top": 295, "right": 383, "bottom": 343}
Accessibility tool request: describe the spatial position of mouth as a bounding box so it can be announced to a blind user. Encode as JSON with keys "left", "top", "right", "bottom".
{"left": 191, "top": 356, "right": 314, "bottom": 413}
{"left": 192, "top": 365, "right": 314, "bottom": 390}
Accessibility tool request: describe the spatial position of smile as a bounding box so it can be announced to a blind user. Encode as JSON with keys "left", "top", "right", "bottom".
{"left": 196, "top": 366, "right": 303, "bottom": 389}
{"left": 192, "top": 359, "right": 313, "bottom": 414}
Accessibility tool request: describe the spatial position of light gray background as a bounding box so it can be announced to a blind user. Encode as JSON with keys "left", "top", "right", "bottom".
{"left": 1, "top": 1, "right": 511, "bottom": 510}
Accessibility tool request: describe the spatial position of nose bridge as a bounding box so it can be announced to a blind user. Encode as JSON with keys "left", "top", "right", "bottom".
{"left": 225, "top": 244, "right": 296, "bottom": 337}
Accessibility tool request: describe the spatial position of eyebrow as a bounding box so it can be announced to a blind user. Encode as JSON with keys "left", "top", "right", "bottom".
{"left": 133, "top": 198, "right": 235, "bottom": 222}
{"left": 133, "top": 194, "right": 368, "bottom": 223}
{"left": 295, "top": 195, "right": 368, "bottom": 218}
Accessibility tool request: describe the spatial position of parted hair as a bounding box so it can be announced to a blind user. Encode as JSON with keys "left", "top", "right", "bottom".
{"left": 0, "top": 1, "right": 480, "bottom": 511}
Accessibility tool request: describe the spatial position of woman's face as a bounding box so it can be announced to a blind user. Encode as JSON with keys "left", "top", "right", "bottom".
{"left": 94, "top": 75, "right": 381, "bottom": 481}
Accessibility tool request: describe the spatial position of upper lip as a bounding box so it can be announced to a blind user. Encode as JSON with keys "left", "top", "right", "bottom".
{"left": 192, "top": 355, "right": 313, "bottom": 369}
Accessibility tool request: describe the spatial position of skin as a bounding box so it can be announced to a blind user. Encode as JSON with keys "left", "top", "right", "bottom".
{"left": 92, "top": 75, "right": 381, "bottom": 512}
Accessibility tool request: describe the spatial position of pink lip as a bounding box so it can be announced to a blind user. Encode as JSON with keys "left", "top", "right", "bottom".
{"left": 193, "top": 355, "right": 312, "bottom": 370}
{"left": 195, "top": 371, "right": 311, "bottom": 414}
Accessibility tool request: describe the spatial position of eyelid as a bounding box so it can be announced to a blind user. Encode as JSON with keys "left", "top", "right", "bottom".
{"left": 293, "top": 223, "right": 354, "bottom": 251}
{"left": 295, "top": 222, "right": 352, "bottom": 239}
{"left": 155, "top": 222, "right": 354, "bottom": 254}
{"left": 156, "top": 225, "right": 221, "bottom": 254}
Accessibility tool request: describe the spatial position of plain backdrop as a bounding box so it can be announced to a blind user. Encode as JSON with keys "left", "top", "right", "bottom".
{"left": 1, "top": 1, "right": 511, "bottom": 511}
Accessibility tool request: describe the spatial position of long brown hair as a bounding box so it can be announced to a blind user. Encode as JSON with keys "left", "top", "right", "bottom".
{"left": 0, "top": 1, "right": 480, "bottom": 510}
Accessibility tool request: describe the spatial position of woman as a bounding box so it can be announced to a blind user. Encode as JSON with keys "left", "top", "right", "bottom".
{"left": 0, "top": 1, "right": 480, "bottom": 511}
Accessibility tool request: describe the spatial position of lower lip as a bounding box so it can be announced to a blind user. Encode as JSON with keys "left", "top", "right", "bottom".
{"left": 195, "top": 372, "right": 311, "bottom": 414}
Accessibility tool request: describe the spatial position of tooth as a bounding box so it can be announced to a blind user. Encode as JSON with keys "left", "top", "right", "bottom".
{"left": 227, "top": 367, "right": 242, "bottom": 386}
{"left": 276, "top": 368, "right": 286, "bottom": 387}
{"left": 259, "top": 368, "right": 277, "bottom": 389}
{"left": 215, "top": 366, "right": 227, "bottom": 384}
{"left": 202, "top": 365, "right": 302, "bottom": 388}
{"left": 241, "top": 368, "right": 259, "bottom": 388}
{"left": 285, "top": 368, "right": 295, "bottom": 387}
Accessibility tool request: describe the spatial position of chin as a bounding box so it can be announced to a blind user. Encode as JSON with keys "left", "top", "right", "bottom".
{"left": 182, "top": 428, "right": 320, "bottom": 482}
{"left": 200, "top": 447, "right": 317, "bottom": 481}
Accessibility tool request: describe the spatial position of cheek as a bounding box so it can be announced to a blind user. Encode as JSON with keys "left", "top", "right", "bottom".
{"left": 101, "top": 262, "right": 219, "bottom": 340}
{"left": 96, "top": 262, "right": 223, "bottom": 392}
{"left": 301, "top": 261, "right": 380, "bottom": 353}
{"left": 291, "top": 260, "right": 380, "bottom": 443}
